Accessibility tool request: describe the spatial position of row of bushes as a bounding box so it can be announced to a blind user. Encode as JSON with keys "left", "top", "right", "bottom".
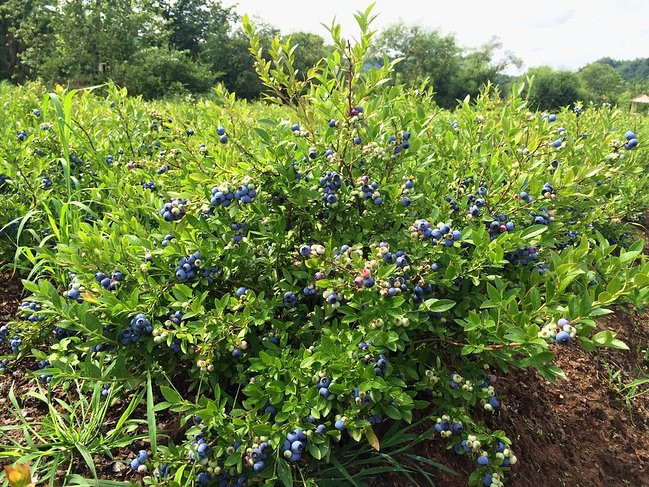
{"left": 1, "top": 10, "right": 649, "bottom": 487}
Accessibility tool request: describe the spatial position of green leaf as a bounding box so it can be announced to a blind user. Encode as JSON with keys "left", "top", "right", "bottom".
{"left": 146, "top": 372, "right": 157, "bottom": 455}
{"left": 364, "top": 426, "right": 380, "bottom": 451}
{"left": 276, "top": 459, "right": 293, "bottom": 487}
{"left": 520, "top": 225, "right": 548, "bottom": 240}
{"left": 160, "top": 386, "right": 183, "bottom": 404}
{"left": 592, "top": 330, "right": 629, "bottom": 350}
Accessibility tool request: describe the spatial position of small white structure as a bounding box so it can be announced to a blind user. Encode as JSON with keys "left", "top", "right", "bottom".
{"left": 630, "top": 94, "right": 649, "bottom": 114}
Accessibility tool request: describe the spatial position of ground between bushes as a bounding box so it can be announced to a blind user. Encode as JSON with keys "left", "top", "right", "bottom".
{"left": 1, "top": 269, "right": 648, "bottom": 486}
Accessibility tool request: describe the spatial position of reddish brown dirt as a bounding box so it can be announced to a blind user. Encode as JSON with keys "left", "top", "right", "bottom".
{"left": 372, "top": 309, "right": 649, "bottom": 487}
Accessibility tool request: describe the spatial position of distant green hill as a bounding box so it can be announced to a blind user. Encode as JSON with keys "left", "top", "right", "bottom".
{"left": 596, "top": 57, "right": 649, "bottom": 81}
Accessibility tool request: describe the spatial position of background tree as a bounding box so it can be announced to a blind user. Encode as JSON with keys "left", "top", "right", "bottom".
{"left": 523, "top": 67, "right": 582, "bottom": 110}
{"left": 579, "top": 62, "right": 624, "bottom": 104}
{"left": 371, "top": 24, "right": 517, "bottom": 108}
{"left": 283, "top": 32, "right": 331, "bottom": 79}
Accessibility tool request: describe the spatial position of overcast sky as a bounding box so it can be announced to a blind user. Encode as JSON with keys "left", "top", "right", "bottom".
{"left": 223, "top": 0, "right": 649, "bottom": 74}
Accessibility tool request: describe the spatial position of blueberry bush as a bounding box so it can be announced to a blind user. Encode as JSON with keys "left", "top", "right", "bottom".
{"left": 2, "top": 7, "right": 649, "bottom": 487}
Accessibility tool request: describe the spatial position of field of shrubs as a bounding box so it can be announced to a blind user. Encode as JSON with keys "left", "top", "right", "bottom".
{"left": 1, "top": 10, "right": 649, "bottom": 487}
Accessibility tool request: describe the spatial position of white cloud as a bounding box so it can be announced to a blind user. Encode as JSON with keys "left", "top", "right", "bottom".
{"left": 224, "top": 0, "right": 649, "bottom": 73}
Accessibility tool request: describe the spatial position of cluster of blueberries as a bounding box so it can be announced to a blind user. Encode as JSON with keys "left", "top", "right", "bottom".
{"left": 505, "top": 246, "right": 540, "bottom": 267}
{"left": 119, "top": 314, "right": 153, "bottom": 345}
{"left": 37, "top": 359, "right": 51, "bottom": 383}
{"left": 101, "top": 383, "right": 111, "bottom": 398}
{"left": 142, "top": 181, "right": 156, "bottom": 191}
{"left": 161, "top": 234, "right": 175, "bottom": 247}
{"left": 323, "top": 290, "right": 340, "bottom": 306}
{"left": 157, "top": 165, "right": 168, "bottom": 174}
{"left": 107, "top": 155, "right": 114, "bottom": 165}
{"left": 541, "top": 182, "right": 556, "bottom": 198}
{"left": 210, "top": 182, "right": 257, "bottom": 207}
{"left": 483, "top": 471, "right": 505, "bottom": 487}
{"left": 412, "top": 219, "right": 462, "bottom": 247}
{"left": 352, "top": 387, "right": 371, "bottom": 405}
{"left": 372, "top": 354, "right": 389, "bottom": 376}
{"left": 42, "top": 176, "right": 52, "bottom": 189}
{"left": 91, "top": 342, "right": 114, "bottom": 353}
{"left": 63, "top": 280, "right": 84, "bottom": 302}
{"left": 434, "top": 415, "right": 463, "bottom": 438}
{"left": 189, "top": 436, "right": 210, "bottom": 462}
{"left": 360, "top": 179, "right": 382, "bottom": 205}
{"left": 487, "top": 215, "right": 515, "bottom": 239}
{"left": 445, "top": 195, "right": 460, "bottom": 212}
{"left": 9, "top": 335, "right": 21, "bottom": 353}
{"left": 539, "top": 317, "right": 576, "bottom": 344}
{"left": 205, "top": 264, "right": 220, "bottom": 282}
{"left": 0, "top": 323, "right": 10, "bottom": 346}
{"left": 95, "top": 269, "right": 125, "bottom": 291}
{"left": 175, "top": 251, "right": 202, "bottom": 282}
{"left": 160, "top": 198, "right": 187, "bottom": 221}
{"left": 383, "top": 275, "right": 409, "bottom": 297}
{"left": 0, "top": 358, "right": 9, "bottom": 372}
{"left": 302, "top": 284, "right": 318, "bottom": 297}
{"left": 249, "top": 441, "right": 270, "bottom": 472}
{"left": 231, "top": 222, "right": 247, "bottom": 243}
{"left": 412, "top": 281, "right": 433, "bottom": 303}
{"left": 467, "top": 199, "right": 486, "bottom": 218}
{"left": 130, "top": 450, "right": 149, "bottom": 472}
{"left": 316, "top": 376, "right": 333, "bottom": 399}
{"left": 167, "top": 310, "right": 184, "bottom": 327}
{"left": 283, "top": 291, "right": 298, "bottom": 307}
{"left": 19, "top": 301, "right": 44, "bottom": 322}
{"left": 281, "top": 428, "right": 308, "bottom": 463}
{"left": 530, "top": 208, "right": 552, "bottom": 225}
{"left": 199, "top": 470, "right": 247, "bottom": 487}
{"left": 625, "top": 130, "right": 639, "bottom": 150}
{"left": 217, "top": 125, "right": 229, "bottom": 144}
{"left": 518, "top": 190, "right": 533, "bottom": 203}
{"left": 319, "top": 171, "right": 342, "bottom": 205}
{"left": 53, "top": 326, "right": 77, "bottom": 340}
{"left": 400, "top": 178, "right": 415, "bottom": 206}
{"left": 388, "top": 131, "right": 411, "bottom": 155}
{"left": 17, "top": 130, "right": 28, "bottom": 142}
{"left": 381, "top": 247, "right": 409, "bottom": 268}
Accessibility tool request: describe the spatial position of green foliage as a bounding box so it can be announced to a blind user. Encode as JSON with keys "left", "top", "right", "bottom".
{"left": 370, "top": 23, "right": 519, "bottom": 108}
{"left": 111, "top": 47, "right": 214, "bottom": 99}
{"left": 2, "top": 6, "right": 649, "bottom": 486}
{"left": 523, "top": 67, "right": 582, "bottom": 110}
{"left": 579, "top": 62, "right": 625, "bottom": 104}
{"left": 598, "top": 56, "right": 649, "bottom": 82}
{"left": 0, "top": 381, "right": 146, "bottom": 484}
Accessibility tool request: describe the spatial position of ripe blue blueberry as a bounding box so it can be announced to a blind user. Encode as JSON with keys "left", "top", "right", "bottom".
{"left": 477, "top": 455, "right": 489, "bottom": 466}
{"left": 555, "top": 331, "right": 571, "bottom": 344}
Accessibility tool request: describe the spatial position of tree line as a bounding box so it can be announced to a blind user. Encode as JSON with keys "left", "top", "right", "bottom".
{"left": 1, "top": 0, "right": 648, "bottom": 110}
